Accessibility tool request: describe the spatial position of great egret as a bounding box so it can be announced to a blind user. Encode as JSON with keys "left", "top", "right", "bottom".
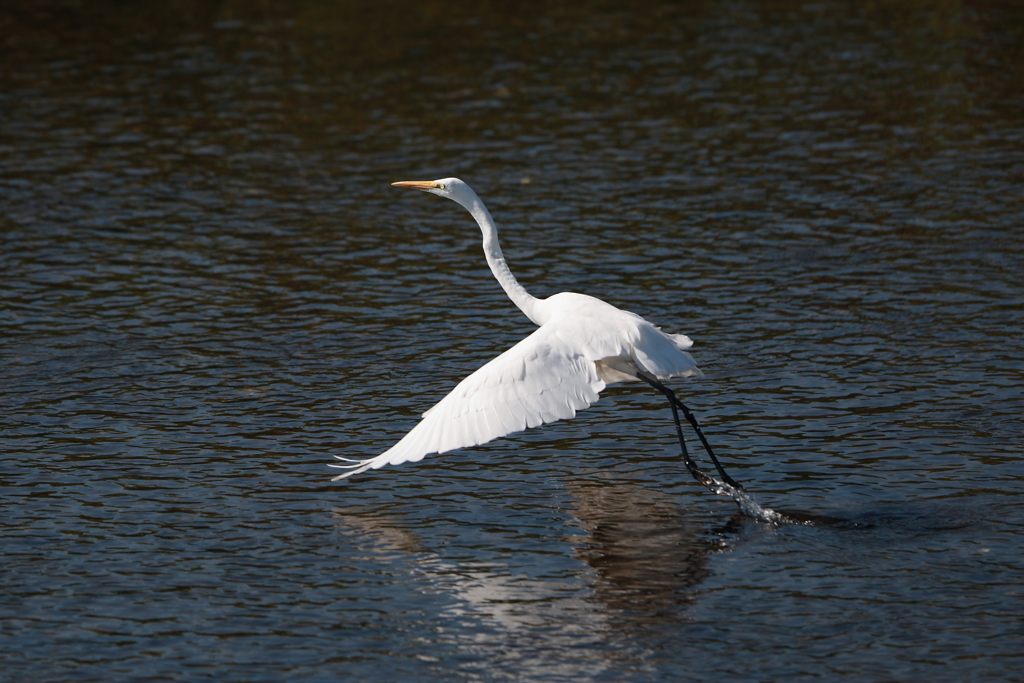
{"left": 332, "top": 178, "right": 742, "bottom": 497}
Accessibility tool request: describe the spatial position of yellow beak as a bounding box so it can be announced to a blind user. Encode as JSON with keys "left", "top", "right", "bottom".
{"left": 391, "top": 181, "right": 441, "bottom": 191}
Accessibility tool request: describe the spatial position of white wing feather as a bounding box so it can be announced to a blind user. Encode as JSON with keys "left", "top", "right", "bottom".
{"left": 331, "top": 324, "right": 606, "bottom": 480}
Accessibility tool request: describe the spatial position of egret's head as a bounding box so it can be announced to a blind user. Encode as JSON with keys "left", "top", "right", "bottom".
{"left": 391, "top": 177, "right": 475, "bottom": 205}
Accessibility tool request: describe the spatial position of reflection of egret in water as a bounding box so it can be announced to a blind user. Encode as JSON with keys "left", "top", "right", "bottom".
{"left": 331, "top": 481, "right": 740, "bottom": 676}
{"left": 330, "top": 505, "right": 616, "bottom": 680}
{"left": 567, "top": 479, "right": 734, "bottom": 620}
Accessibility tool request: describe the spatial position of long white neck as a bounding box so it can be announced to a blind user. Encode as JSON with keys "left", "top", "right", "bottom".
{"left": 456, "top": 190, "right": 547, "bottom": 326}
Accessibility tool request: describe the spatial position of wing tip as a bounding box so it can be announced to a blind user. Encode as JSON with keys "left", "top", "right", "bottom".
{"left": 329, "top": 455, "right": 378, "bottom": 481}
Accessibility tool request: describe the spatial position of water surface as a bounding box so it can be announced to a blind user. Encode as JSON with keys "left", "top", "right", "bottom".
{"left": 2, "top": 1, "right": 1023, "bottom": 680}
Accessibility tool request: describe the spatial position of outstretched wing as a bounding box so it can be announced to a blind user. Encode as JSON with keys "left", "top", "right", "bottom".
{"left": 331, "top": 325, "right": 606, "bottom": 480}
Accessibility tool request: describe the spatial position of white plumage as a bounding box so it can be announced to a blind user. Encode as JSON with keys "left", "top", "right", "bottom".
{"left": 331, "top": 178, "right": 701, "bottom": 480}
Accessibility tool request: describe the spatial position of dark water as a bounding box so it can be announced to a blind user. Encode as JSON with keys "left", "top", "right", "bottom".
{"left": 2, "top": 1, "right": 1023, "bottom": 680}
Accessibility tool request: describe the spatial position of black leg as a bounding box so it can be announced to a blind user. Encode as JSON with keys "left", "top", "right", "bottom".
{"left": 663, "top": 385, "right": 718, "bottom": 490}
{"left": 633, "top": 372, "right": 720, "bottom": 491}
{"left": 636, "top": 372, "right": 744, "bottom": 491}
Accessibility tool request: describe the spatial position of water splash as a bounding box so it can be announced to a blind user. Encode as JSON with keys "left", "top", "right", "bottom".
{"left": 712, "top": 480, "right": 792, "bottom": 525}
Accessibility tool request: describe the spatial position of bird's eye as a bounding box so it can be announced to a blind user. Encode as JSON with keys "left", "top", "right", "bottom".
{"left": 436, "top": 183, "right": 445, "bottom": 190}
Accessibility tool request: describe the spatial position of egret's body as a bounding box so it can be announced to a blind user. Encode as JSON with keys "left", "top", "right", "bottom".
{"left": 332, "top": 178, "right": 740, "bottom": 495}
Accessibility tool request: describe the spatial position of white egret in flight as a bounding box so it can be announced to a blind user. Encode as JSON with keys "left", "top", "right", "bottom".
{"left": 331, "top": 178, "right": 743, "bottom": 498}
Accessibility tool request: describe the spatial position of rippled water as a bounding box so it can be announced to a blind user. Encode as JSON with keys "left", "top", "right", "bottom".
{"left": 3, "top": 1, "right": 1023, "bottom": 680}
